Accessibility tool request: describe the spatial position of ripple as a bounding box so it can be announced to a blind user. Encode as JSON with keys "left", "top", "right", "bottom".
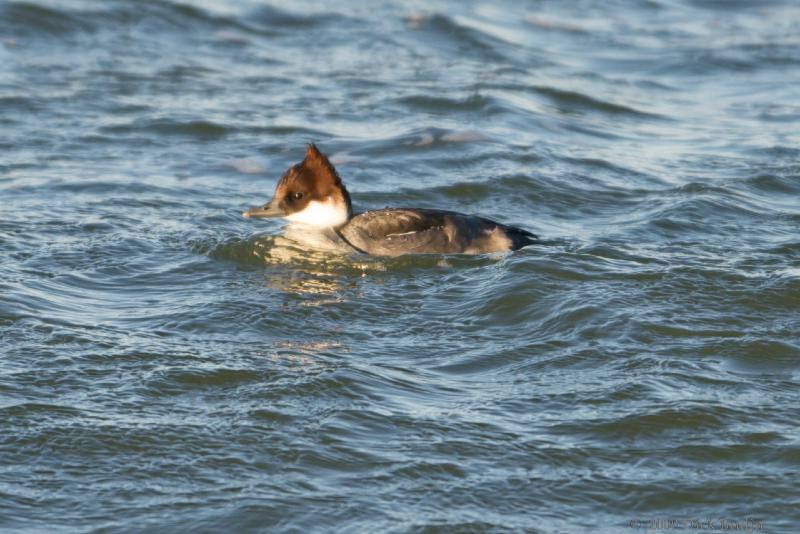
{"left": 559, "top": 404, "right": 743, "bottom": 441}
{"left": 101, "top": 119, "right": 231, "bottom": 140}
{"left": 396, "top": 94, "right": 497, "bottom": 114}
{"left": 1, "top": 2, "right": 95, "bottom": 36}
{"left": 0, "top": 95, "right": 41, "bottom": 113}
{"left": 719, "top": 339, "right": 800, "bottom": 376}
{"left": 743, "top": 171, "right": 800, "bottom": 195}
{"left": 0, "top": 402, "right": 82, "bottom": 418}
{"left": 533, "top": 85, "right": 666, "bottom": 119}
{"left": 407, "top": 13, "right": 513, "bottom": 62}
{"left": 247, "top": 5, "right": 356, "bottom": 30}
{"left": 148, "top": 367, "right": 265, "bottom": 394}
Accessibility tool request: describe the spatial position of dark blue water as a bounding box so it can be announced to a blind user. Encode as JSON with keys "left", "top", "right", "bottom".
{"left": 2, "top": 1, "right": 799, "bottom": 532}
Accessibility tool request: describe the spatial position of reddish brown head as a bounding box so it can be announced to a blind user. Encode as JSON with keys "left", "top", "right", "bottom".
{"left": 242, "top": 144, "right": 352, "bottom": 227}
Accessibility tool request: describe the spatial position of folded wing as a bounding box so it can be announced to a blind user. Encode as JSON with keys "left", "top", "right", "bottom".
{"left": 338, "top": 208, "right": 535, "bottom": 256}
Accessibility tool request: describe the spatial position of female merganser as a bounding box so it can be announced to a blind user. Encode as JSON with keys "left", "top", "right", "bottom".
{"left": 242, "top": 144, "right": 538, "bottom": 256}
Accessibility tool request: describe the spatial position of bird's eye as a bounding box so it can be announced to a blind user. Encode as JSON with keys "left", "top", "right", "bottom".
{"left": 291, "top": 192, "right": 304, "bottom": 200}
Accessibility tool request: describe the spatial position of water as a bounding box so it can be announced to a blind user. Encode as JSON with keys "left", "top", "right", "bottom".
{"left": 2, "top": 0, "right": 799, "bottom": 531}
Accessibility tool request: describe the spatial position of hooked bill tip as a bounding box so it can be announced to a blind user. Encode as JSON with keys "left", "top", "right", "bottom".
{"left": 241, "top": 210, "right": 251, "bottom": 218}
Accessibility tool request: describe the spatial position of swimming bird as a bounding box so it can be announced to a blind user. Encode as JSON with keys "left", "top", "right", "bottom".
{"left": 242, "top": 144, "right": 538, "bottom": 256}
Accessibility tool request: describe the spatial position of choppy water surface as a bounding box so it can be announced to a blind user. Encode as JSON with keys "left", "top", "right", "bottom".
{"left": 2, "top": 0, "right": 800, "bottom": 531}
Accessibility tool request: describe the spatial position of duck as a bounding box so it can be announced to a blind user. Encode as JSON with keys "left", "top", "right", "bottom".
{"left": 242, "top": 144, "right": 538, "bottom": 256}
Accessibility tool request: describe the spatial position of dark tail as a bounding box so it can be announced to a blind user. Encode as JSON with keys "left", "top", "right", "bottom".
{"left": 505, "top": 226, "right": 539, "bottom": 250}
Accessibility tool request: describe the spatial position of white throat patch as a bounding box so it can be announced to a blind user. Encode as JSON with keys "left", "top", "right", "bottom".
{"left": 285, "top": 197, "right": 349, "bottom": 228}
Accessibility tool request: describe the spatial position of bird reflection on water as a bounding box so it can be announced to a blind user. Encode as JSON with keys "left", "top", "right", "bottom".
{"left": 246, "top": 233, "right": 377, "bottom": 303}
